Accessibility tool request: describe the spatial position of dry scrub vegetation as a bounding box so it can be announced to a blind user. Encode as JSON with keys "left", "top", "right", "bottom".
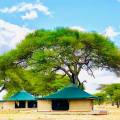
{"left": 0, "top": 105, "right": 120, "bottom": 120}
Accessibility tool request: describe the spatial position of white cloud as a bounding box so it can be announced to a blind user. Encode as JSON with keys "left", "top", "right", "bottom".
{"left": 21, "top": 10, "right": 38, "bottom": 20}
{"left": 0, "top": 19, "right": 32, "bottom": 99}
{"left": 70, "top": 26, "right": 120, "bottom": 39}
{"left": 0, "top": 7, "right": 17, "bottom": 13}
{"left": 18, "top": 2, "right": 51, "bottom": 16}
{"left": 0, "top": 19, "right": 32, "bottom": 51}
{"left": 0, "top": 2, "right": 52, "bottom": 20}
{"left": 104, "top": 26, "right": 120, "bottom": 38}
{"left": 79, "top": 69, "right": 120, "bottom": 93}
{"left": 70, "top": 26, "right": 85, "bottom": 32}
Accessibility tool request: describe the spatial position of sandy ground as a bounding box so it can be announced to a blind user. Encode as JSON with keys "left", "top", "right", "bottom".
{"left": 0, "top": 105, "right": 120, "bottom": 120}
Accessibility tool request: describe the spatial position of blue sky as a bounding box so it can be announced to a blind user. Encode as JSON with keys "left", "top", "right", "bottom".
{"left": 0, "top": 0, "right": 120, "bottom": 97}
{"left": 0, "top": 0, "right": 120, "bottom": 31}
{"left": 0, "top": 0, "right": 120, "bottom": 50}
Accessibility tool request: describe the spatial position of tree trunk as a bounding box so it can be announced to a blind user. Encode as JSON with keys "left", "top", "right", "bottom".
{"left": 70, "top": 74, "right": 85, "bottom": 89}
{"left": 71, "top": 74, "right": 79, "bottom": 85}
{"left": 0, "top": 85, "right": 5, "bottom": 93}
{"left": 112, "top": 101, "right": 114, "bottom": 106}
{"left": 110, "top": 97, "right": 114, "bottom": 106}
{"left": 116, "top": 101, "right": 119, "bottom": 108}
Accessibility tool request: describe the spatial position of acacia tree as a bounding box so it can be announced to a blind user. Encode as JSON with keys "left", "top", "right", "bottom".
{"left": 14, "top": 28, "right": 120, "bottom": 88}
{"left": 0, "top": 28, "right": 120, "bottom": 92}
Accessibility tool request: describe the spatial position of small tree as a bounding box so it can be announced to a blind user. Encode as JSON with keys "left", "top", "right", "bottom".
{"left": 113, "top": 90, "right": 120, "bottom": 108}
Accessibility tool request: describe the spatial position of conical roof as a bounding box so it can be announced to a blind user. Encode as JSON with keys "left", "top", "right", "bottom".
{"left": 40, "top": 84, "right": 96, "bottom": 100}
{"left": 8, "top": 90, "right": 35, "bottom": 101}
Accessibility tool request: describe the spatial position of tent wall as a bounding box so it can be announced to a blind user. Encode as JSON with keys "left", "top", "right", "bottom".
{"left": 38, "top": 99, "right": 93, "bottom": 112}
{"left": 0, "top": 102, "right": 4, "bottom": 109}
{"left": 0, "top": 101, "right": 37, "bottom": 110}
{"left": 3, "top": 102, "right": 15, "bottom": 110}
{"left": 69, "top": 99, "right": 93, "bottom": 112}
{"left": 38, "top": 100, "right": 52, "bottom": 111}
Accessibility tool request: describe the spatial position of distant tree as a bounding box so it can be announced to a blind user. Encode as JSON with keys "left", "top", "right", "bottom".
{"left": 98, "top": 84, "right": 120, "bottom": 108}
{"left": 113, "top": 89, "right": 120, "bottom": 108}
{"left": 94, "top": 92, "right": 106, "bottom": 105}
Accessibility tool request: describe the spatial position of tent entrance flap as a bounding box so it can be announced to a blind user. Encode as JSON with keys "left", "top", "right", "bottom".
{"left": 52, "top": 100, "right": 69, "bottom": 110}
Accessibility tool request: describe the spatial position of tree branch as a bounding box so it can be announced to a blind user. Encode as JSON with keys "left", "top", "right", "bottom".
{"left": 54, "top": 66, "right": 72, "bottom": 78}
{"left": 0, "top": 85, "right": 5, "bottom": 93}
{"left": 86, "top": 66, "right": 95, "bottom": 78}
{"left": 60, "top": 57, "right": 74, "bottom": 74}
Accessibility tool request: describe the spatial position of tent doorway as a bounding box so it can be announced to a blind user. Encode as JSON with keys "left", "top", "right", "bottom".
{"left": 52, "top": 100, "right": 69, "bottom": 110}
{"left": 28, "top": 101, "right": 37, "bottom": 108}
{"left": 15, "top": 101, "right": 26, "bottom": 108}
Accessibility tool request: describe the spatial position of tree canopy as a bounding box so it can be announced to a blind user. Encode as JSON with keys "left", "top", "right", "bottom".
{"left": 0, "top": 28, "right": 120, "bottom": 96}
{"left": 94, "top": 92, "right": 106, "bottom": 105}
{"left": 95, "top": 84, "right": 120, "bottom": 108}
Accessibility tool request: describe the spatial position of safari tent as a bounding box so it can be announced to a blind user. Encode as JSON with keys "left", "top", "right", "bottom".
{"left": 37, "top": 85, "right": 96, "bottom": 112}
{"left": 1, "top": 90, "right": 37, "bottom": 110}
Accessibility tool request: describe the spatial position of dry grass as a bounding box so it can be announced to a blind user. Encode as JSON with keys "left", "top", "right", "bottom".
{"left": 0, "top": 105, "right": 120, "bottom": 120}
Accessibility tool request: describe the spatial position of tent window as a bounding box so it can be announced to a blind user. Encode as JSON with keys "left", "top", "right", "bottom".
{"left": 28, "top": 101, "right": 37, "bottom": 108}
{"left": 15, "top": 101, "right": 26, "bottom": 108}
{"left": 52, "top": 100, "right": 69, "bottom": 110}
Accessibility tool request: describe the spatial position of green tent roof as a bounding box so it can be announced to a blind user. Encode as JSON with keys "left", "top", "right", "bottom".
{"left": 8, "top": 90, "right": 36, "bottom": 101}
{"left": 40, "top": 84, "right": 96, "bottom": 100}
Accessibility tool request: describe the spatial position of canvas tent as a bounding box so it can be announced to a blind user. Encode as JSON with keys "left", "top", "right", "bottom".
{"left": 1, "top": 90, "right": 37, "bottom": 110}
{"left": 0, "top": 85, "right": 96, "bottom": 112}
{"left": 38, "top": 84, "right": 96, "bottom": 112}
